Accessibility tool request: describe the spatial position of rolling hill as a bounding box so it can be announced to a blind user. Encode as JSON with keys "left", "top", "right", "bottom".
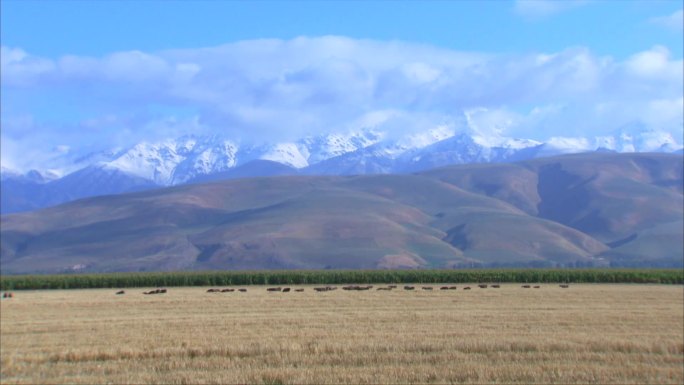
{"left": 1, "top": 152, "right": 681, "bottom": 274}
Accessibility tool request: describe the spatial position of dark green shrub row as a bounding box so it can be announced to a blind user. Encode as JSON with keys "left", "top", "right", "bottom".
{"left": 1, "top": 269, "right": 682, "bottom": 290}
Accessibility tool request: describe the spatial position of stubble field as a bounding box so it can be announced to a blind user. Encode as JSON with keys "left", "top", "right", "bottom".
{"left": 1, "top": 284, "right": 683, "bottom": 384}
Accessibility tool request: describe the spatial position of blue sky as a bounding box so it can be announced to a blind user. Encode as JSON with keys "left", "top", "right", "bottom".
{"left": 1, "top": 0, "right": 683, "bottom": 170}
{"left": 2, "top": 1, "right": 682, "bottom": 58}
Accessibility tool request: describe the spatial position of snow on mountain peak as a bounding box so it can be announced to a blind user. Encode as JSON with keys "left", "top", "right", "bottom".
{"left": 544, "top": 137, "right": 594, "bottom": 153}
{"left": 298, "top": 129, "right": 384, "bottom": 164}
{"left": 15, "top": 123, "right": 682, "bottom": 188}
{"left": 400, "top": 124, "right": 455, "bottom": 149}
{"left": 258, "top": 142, "right": 309, "bottom": 169}
{"left": 104, "top": 141, "right": 182, "bottom": 184}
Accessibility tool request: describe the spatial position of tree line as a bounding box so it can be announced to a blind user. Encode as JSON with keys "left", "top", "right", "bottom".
{"left": 1, "top": 269, "right": 682, "bottom": 290}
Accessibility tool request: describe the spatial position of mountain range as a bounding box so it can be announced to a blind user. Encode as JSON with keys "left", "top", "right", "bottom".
{"left": 1, "top": 152, "right": 682, "bottom": 274}
{"left": 2, "top": 123, "right": 682, "bottom": 214}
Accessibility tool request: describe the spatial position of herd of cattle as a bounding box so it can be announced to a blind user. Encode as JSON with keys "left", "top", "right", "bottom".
{"left": 0, "top": 284, "right": 571, "bottom": 299}
{"left": 111, "top": 283, "right": 570, "bottom": 295}
{"left": 256, "top": 283, "right": 569, "bottom": 292}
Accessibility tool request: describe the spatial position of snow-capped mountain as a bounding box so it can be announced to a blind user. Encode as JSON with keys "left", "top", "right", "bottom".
{"left": 397, "top": 133, "right": 542, "bottom": 173}
{"left": 71, "top": 129, "right": 384, "bottom": 186}
{"left": 297, "top": 130, "right": 384, "bottom": 165}
{"left": 304, "top": 125, "right": 456, "bottom": 175}
{"left": 2, "top": 122, "right": 682, "bottom": 214}
{"left": 102, "top": 136, "right": 239, "bottom": 185}
{"left": 0, "top": 167, "right": 60, "bottom": 183}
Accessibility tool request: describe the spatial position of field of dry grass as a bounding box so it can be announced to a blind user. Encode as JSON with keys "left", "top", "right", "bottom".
{"left": 1, "top": 284, "right": 682, "bottom": 384}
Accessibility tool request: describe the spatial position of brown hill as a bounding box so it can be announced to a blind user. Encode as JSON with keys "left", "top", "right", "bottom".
{"left": 1, "top": 153, "right": 682, "bottom": 273}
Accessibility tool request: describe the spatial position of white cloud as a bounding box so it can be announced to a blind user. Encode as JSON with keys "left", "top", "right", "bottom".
{"left": 464, "top": 108, "right": 521, "bottom": 138}
{"left": 643, "top": 97, "right": 684, "bottom": 129}
{"left": 0, "top": 46, "right": 55, "bottom": 86}
{"left": 1, "top": 37, "right": 682, "bottom": 170}
{"left": 624, "top": 45, "right": 677, "bottom": 78}
{"left": 514, "top": 0, "right": 589, "bottom": 19}
{"left": 650, "top": 9, "right": 684, "bottom": 32}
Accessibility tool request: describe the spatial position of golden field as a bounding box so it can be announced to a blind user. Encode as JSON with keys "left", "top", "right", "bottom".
{"left": 1, "top": 284, "right": 683, "bottom": 384}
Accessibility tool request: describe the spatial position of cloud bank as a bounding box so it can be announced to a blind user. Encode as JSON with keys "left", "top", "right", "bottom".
{"left": 1, "top": 36, "right": 683, "bottom": 170}
{"left": 650, "top": 9, "right": 684, "bottom": 32}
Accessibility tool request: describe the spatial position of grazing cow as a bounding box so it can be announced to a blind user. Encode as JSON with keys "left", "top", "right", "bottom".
{"left": 377, "top": 287, "right": 390, "bottom": 291}
{"left": 295, "top": 288, "right": 304, "bottom": 292}
{"left": 491, "top": 284, "right": 500, "bottom": 288}
{"left": 404, "top": 286, "right": 415, "bottom": 290}
{"left": 521, "top": 285, "right": 531, "bottom": 288}
{"left": 238, "top": 288, "right": 247, "bottom": 292}
{"left": 115, "top": 290, "right": 125, "bottom": 295}
{"left": 440, "top": 286, "right": 449, "bottom": 290}
{"left": 344, "top": 285, "right": 368, "bottom": 291}
{"left": 463, "top": 286, "right": 471, "bottom": 290}
{"left": 207, "top": 289, "right": 220, "bottom": 293}
{"left": 282, "top": 288, "right": 291, "bottom": 292}
{"left": 267, "top": 287, "right": 282, "bottom": 292}
{"left": 478, "top": 284, "right": 488, "bottom": 289}
{"left": 160, "top": 289, "right": 167, "bottom": 294}
{"left": 421, "top": 287, "right": 433, "bottom": 290}
{"left": 559, "top": 284, "right": 569, "bottom": 288}
{"left": 533, "top": 285, "right": 541, "bottom": 289}
{"left": 221, "top": 288, "right": 235, "bottom": 292}
{"left": 448, "top": 286, "right": 457, "bottom": 290}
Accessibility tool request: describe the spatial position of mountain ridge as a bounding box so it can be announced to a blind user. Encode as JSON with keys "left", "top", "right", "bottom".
{"left": 2, "top": 152, "right": 681, "bottom": 274}
{"left": 2, "top": 124, "right": 682, "bottom": 214}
